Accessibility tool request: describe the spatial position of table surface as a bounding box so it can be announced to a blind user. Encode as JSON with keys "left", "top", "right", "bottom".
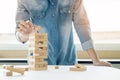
{"left": 0, "top": 65, "right": 120, "bottom": 80}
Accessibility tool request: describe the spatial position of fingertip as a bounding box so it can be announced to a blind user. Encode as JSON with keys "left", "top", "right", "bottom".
{"left": 26, "top": 20, "right": 30, "bottom": 23}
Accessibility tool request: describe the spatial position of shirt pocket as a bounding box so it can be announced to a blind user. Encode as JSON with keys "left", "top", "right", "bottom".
{"left": 28, "top": 0, "right": 48, "bottom": 19}
{"left": 59, "top": 0, "right": 74, "bottom": 15}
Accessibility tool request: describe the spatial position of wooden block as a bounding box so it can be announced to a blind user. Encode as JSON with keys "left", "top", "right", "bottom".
{"left": 29, "top": 60, "right": 45, "bottom": 65}
{"left": 29, "top": 62, "right": 48, "bottom": 71}
{"left": 28, "top": 51, "right": 48, "bottom": 56}
{"left": 24, "top": 68, "right": 29, "bottom": 71}
{"left": 38, "top": 47, "right": 48, "bottom": 51}
{"left": 3, "top": 66, "right": 25, "bottom": 75}
{"left": 6, "top": 71, "right": 12, "bottom": 76}
{"left": 25, "top": 20, "right": 42, "bottom": 32}
{"left": 29, "top": 38, "right": 48, "bottom": 43}
{"left": 29, "top": 62, "right": 48, "bottom": 66}
{"left": 29, "top": 40, "right": 48, "bottom": 45}
{"left": 28, "top": 47, "right": 48, "bottom": 51}
{"left": 29, "top": 67, "right": 47, "bottom": 71}
{"left": 3, "top": 65, "right": 14, "bottom": 69}
{"left": 28, "top": 50, "right": 48, "bottom": 56}
{"left": 29, "top": 44, "right": 48, "bottom": 48}
{"left": 69, "top": 64, "right": 87, "bottom": 71}
{"left": 33, "top": 55, "right": 48, "bottom": 58}
{"left": 28, "top": 51, "right": 48, "bottom": 58}
{"left": 75, "top": 64, "right": 84, "bottom": 68}
{"left": 28, "top": 57, "right": 44, "bottom": 62}
{"left": 29, "top": 33, "right": 48, "bottom": 39}
{"left": 34, "top": 52, "right": 48, "bottom": 56}
{"left": 35, "top": 26, "right": 42, "bottom": 31}
{"left": 69, "top": 67, "right": 86, "bottom": 71}
{"left": 55, "top": 66, "right": 59, "bottom": 69}
{"left": 29, "top": 41, "right": 48, "bottom": 46}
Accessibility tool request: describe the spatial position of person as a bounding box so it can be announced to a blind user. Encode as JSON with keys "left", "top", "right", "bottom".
{"left": 15, "top": 0, "right": 112, "bottom": 66}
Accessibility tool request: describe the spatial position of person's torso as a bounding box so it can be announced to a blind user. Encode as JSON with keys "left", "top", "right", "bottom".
{"left": 23, "top": 0, "right": 76, "bottom": 65}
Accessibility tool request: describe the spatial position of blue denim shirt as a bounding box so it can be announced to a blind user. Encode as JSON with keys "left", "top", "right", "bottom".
{"left": 16, "top": 0, "right": 94, "bottom": 65}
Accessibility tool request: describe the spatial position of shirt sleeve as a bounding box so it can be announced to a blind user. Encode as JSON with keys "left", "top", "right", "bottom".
{"left": 72, "top": 0, "right": 94, "bottom": 50}
{"left": 15, "top": 0, "right": 30, "bottom": 43}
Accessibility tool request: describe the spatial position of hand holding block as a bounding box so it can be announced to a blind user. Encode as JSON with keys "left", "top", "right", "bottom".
{"left": 25, "top": 20, "right": 42, "bottom": 30}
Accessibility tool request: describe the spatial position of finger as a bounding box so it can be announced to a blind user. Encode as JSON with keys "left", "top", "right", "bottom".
{"left": 17, "top": 28, "right": 25, "bottom": 34}
{"left": 20, "top": 20, "right": 26, "bottom": 26}
{"left": 18, "top": 24, "right": 28, "bottom": 31}
{"left": 20, "top": 20, "right": 30, "bottom": 29}
{"left": 18, "top": 28, "right": 30, "bottom": 35}
{"left": 27, "top": 21, "right": 34, "bottom": 28}
{"left": 17, "top": 26, "right": 29, "bottom": 35}
{"left": 27, "top": 21, "right": 36, "bottom": 32}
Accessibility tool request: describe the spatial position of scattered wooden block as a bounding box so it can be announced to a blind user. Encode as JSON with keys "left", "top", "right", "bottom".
{"left": 24, "top": 68, "right": 29, "bottom": 71}
{"left": 3, "top": 65, "right": 26, "bottom": 75}
{"left": 55, "top": 66, "right": 59, "bottom": 69}
{"left": 69, "top": 64, "right": 87, "bottom": 71}
{"left": 75, "top": 64, "right": 85, "bottom": 68}
{"left": 70, "top": 67, "right": 86, "bottom": 71}
{"left": 6, "top": 71, "right": 12, "bottom": 76}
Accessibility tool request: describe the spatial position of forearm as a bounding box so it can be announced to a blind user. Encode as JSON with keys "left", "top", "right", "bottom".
{"left": 86, "top": 48, "right": 100, "bottom": 64}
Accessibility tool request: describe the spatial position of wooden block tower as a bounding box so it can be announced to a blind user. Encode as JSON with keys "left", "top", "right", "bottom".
{"left": 28, "top": 32, "right": 48, "bottom": 71}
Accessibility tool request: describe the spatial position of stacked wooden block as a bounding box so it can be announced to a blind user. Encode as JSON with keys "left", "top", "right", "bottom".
{"left": 28, "top": 33, "right": 48, "bottom": 71}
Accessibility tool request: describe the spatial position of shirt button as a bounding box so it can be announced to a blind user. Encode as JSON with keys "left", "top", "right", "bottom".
{"left": 51, "top": 2, "right": 54, "bottom": 5}
{"left": 39, "top": 12, "right": 45, "bottom": 18}
{"left": 53, "top": 14, "right": 55, "bottom": 16}
{"left": 39, "top": 15, "right": 43, "bottom": 18}
{"left": 52, "top": 14, "right": 55, "bottom": 16}
{"left": 68, "top": 10, "right": 71, "bottom": 13}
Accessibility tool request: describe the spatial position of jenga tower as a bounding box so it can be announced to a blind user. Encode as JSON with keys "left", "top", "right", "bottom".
{"left": 28, "top": 33, "right": 48, "bottom": 71}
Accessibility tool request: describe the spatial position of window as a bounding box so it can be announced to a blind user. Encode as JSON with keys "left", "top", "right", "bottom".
{"left": 0, "top": 0, "right": 17, "bottom": 33}
{"left": 0, "top": 0, "right": 120, "bottom": 33}
{"left": 0, "top": 0, "right": 120, "bottom": 59}
{"left": 83, "top": 0, "right": 120, "bottom": 32}
{"left": 0, "top": 0, "right": 120, "bottom": 50}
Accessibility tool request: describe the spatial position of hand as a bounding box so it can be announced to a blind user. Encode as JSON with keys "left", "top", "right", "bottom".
{"left": 17, "top": 20, "right": 36, "bottom": 37}
{"left": 93, "top": 61, "right": 112, "bottom": 67}
{"left": 17, "top": 20, "right": 36, "bottom": 42}
{"left": 86, "top": 48, "right": 112, "bottom": 67}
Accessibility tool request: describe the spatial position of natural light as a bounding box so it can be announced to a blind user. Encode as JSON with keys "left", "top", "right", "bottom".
{"left": 0, "top": 0, "right": 120, "bottom": 33}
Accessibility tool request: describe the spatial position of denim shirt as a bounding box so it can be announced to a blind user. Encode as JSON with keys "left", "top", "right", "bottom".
{"left": 16, "top": 0, "right": 94, "bottom": 65}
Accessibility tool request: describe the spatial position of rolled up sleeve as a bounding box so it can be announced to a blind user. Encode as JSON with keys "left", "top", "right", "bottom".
{"left": 72, "top": 0, "right": 94, "bottom": 50}
{"left": 15, "top": 0, "right": 30, "bottom": 43}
